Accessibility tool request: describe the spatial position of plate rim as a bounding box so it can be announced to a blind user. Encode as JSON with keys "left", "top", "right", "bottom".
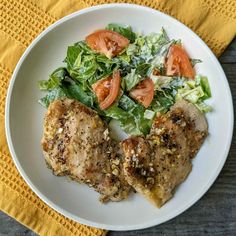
{"left": 5, "top": 3, "right": 234, "bottom": 231}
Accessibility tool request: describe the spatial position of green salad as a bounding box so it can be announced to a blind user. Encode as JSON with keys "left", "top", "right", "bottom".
{"left": 38, "top": 24, "right": 212, "bottom": 135}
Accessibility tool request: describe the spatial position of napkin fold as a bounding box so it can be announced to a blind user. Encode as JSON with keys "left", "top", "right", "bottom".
{"left": 0, "top": 0, "right": 235, "bottom": 235}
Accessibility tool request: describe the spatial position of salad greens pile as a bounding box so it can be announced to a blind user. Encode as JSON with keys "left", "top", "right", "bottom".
{"left": 38, "top": 24, "right": 212, "bottom": 135}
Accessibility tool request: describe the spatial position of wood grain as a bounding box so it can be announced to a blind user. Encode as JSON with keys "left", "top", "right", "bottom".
{"left": 0, "top": 39, "right": 235, "bottom": 236}
{"left": 220, "top": 40, "right": 236, "bottom": 64}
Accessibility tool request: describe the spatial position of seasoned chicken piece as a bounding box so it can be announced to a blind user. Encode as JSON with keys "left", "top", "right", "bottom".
{"left": 170, "top": 99, "right": 208, "bottom": 158}
{"left": 121, "top": 100, "right": 208, "bottom": 207}
{"left": 41, "top": 99, "right": 131, "bottom": 202}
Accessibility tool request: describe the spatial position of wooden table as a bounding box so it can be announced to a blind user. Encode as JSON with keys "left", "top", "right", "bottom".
{"left": 0, "top": 39, "right": 235, "bottom": 236}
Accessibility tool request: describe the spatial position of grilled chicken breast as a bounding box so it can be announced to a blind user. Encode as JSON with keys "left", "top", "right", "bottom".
{"left": 41, "top": 99, "right": 131, "bottom": 202}
{"left": 121, "top": 100, "right": 208, "bottom": 207}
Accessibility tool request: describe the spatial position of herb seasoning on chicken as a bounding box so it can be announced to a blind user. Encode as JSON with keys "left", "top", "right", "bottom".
{"left": 121, "top": 100, "right": 208, "bottom": 207}
{"left": 41, "top": 99, "right": 131, "bottom": 202}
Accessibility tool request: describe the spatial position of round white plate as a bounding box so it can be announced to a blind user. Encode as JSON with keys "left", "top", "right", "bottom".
{"left": 5, "top": 3, "right": 234, "bottom": 231}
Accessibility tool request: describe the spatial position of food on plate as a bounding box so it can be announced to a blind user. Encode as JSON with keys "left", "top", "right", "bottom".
{"left": 41, "top": 99, "right": 131, "bottom": 202}
{"left": 129, "top": 78, "right": 154, "bottom": 108}
{"left": 165, "top": 44, "right": 195, "bottom": 79}
{"left": 93, "top": 70, "right": 121, "bottom": 110}
{"left": 121, "top": 100, "right": 207, "bottom": 207}
{"left": 38, "top": 24, "right": 212, "bottom": 136}
{"left": 39, "top": 24, "right": 212, "bottom": 207}
{"left": 85, "top": 29, "right": 129, "bottom": 58}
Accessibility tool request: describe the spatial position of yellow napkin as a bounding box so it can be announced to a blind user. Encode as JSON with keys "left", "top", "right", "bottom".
{"left": 0, "top": 0, "right": 235, "bottom": 235}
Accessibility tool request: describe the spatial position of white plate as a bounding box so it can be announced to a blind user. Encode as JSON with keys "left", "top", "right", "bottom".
{"left": 5, "top": 4, "right": 234, "bottom": 231}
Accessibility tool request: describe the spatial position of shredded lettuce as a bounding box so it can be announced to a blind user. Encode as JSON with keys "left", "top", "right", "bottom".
{"left": 126, "top": 28, "right": 170, "bottom": 62}
{"left": 176, "top": 75, "right": 212, "bottom": 112}
{"left": 122, "top": 69, "right": 141, "bottom": 91}
{"left": 177, "top": 86, "right": 205, "bottom": 103}
{"left": 149, "top": 40, "right": 173, "bottom": 72}
{"left": 144, "top": 109, "right": 155, "bottom": 120}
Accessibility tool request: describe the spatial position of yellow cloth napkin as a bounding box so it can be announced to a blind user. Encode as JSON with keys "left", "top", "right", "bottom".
{"left": 0, "top": 0, "right": 235, "bottom": 235}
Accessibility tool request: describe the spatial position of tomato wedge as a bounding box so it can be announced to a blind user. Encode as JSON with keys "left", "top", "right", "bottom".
{"left": 92, "top": 70, "right": 121, "bottom": 110}
{"left": 85, "top": 29, "right": 129, "bottom": 58}
{"left": 165, "top": 44, "right": 195, "bottom": 79}
{"left": 92, "top": 76, "right": 112, "bottom": 103}
{"left": 130, "top": 78, "right": 154, "bottom": 108}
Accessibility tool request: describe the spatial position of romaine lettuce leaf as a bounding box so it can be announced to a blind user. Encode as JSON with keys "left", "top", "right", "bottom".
{"left": 105, "top": 105, "right": 142, "bottom": 135}
{"left": 106, "top": 23, "right": 136, "bottom": 43}
{"left": 150, "top": 89, "right": 175, "bottom": 113}
{"left": 176, "top": 76, "right": 211, "bottom": 102}
{"left": 196, "top": 75, "right": 211, "bottom": 99}
{"left": 65, "top": 41, "right": 116, "bottom": 89}
{"left": 38, "top": 68, "right": 67, "bottom": 91}
{"left": 118, "top": 95, "right": 152, "bottom": 135}
{"left": 122, "top": 69, "right": 141, "bottom": 91}
{"left": 117, "top": 53, "right": 131, "bottom": 64}
{"left": 195, "top": 102, "right": 213, "bottom": 112}
{"left": 104, "top": 95, "right": 152, "bottom": 135}
{"left": 144, "top": 28, "right": 169, "bottom": 55}
{"left": 176, "top": 86, "right": 205, "bottom": 103}
{"left": 175, "top": 75, "right": 212, "bottom": 112}
{"left": 136, "top": 63, "right": 151, "bottom": 77}
{"left": 66, "top": 46, "right": 82, "bottom": 71}
{"left": 65, "top": 84, "right": 95, "bottom": 108}
{"left": 38, "top": 87, "right": 68, "bottom": 108}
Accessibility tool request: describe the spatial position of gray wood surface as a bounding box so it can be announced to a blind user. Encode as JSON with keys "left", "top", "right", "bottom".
{"left": 0, "top": 39, "right": 235, "bottom": 236}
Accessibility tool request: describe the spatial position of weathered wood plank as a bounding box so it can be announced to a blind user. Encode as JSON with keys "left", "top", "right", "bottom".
{"left": 0, "top": 211, "right": 35, "bottom": 236}
{"left": 219, "top": 39, "right": 236, "bottom": 64}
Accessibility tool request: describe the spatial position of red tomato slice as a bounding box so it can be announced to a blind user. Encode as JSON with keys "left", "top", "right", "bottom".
{"left": 165, "top": 44, "right": 195, "bottom": 79}
{"left": 92, "top": 76, "right": 112, "bottom": 103}
{"left": 130, "top": 78, "right": 154, "bottom": 108}
{"left": 92, "top": 70, "right": 121, "bottom": 110}
{"left": 86, "top": 30, "right": 129, "bottom": 58}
